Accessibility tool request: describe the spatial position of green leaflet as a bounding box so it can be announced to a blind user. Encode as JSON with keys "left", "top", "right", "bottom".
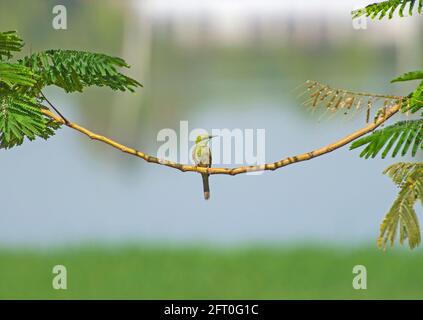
{"left": 400, "top": 81, "right": 423, "bottom": 114}
{"left": 389, "top": 71, "right": 423, "bottom": 114}
{"left": 0, "top": 91, "right": 60, "bottom": 149}
{"left": 20, "top": 50, "right": 143, "bottom": 93}
{"left": 350, "top": 120, "right": 423, "bottom": 158}
{"left": 0, "top": 31, "right": 23, "bottom": 60}
{"left": 0, "top": 30, "right": 142, "bottom": 149}
{"left": 0, "top": 31, "right": 60, "bottom": 148}
{"left": 392, "top": 70, "right": 423, "bottom": 83}
{"left": 352, "top": 0, "right": 423, "bottom": 20}
{"left": 410, "top": 81, "right": 423, "bottom": 113}
{"left": 378, "top": 163, "right": 423, "bottom": 250}
{"left": 0, "top": 62, "right": 38, "bottom": 88}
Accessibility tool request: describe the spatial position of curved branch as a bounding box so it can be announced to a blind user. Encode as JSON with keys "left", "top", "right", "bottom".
{"left": 41, "top": 103, "right": 400, "bottom": 176}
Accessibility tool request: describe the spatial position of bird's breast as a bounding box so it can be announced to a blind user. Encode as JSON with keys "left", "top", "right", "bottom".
{"left": 193, "top": 146, "right": 211, "bottom": 165}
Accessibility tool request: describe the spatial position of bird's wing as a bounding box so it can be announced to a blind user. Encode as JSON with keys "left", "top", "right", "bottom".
{"left": 192, "top": 146, "right": 197, "bottom": 164}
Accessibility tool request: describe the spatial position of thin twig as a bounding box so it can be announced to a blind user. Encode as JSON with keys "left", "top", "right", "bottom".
{"left": 40, "top": 91, "right": 70, "bottom": 125}
{"left": 41, "top": 103, "right": 401, "bottom": 176}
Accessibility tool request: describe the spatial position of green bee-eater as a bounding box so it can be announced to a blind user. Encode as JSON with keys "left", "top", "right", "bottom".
{"left": 192, "top": 134, "right": 215, "bottom": 200}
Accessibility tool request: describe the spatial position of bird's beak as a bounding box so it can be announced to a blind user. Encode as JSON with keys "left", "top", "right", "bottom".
{"left": 209, "top": 135, "right": 217, "bottom": 139}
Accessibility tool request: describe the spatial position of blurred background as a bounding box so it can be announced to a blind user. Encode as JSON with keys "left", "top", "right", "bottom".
{"left": 0, "top": 0, "right": 422, "bottom": 299}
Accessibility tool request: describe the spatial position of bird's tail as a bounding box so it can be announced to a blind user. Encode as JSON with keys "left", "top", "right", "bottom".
{"left": 201, "top": 173, "right": 210, "bottom": 200}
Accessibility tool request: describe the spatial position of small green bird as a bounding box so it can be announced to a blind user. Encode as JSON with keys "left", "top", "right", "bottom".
{"left": 192, "top": 134, "right": 215, "bottom": 200}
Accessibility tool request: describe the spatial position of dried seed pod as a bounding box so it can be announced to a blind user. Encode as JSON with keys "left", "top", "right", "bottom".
{"left": 356, "top": 98, "right": 362, "bottom": 110}
{"left": 320, "top": 88, "right": 331, "bottom": 102}
{"left": 300, "top": 81, "right": 404, "bottom": 123}
{"left": 366, "top": 98, "right": 372, "bottom": 123}
{"left": 345, "top": 96, "right": 355, "bottom": 109}
{"left": 326, "top": 91, "right": 338, "bottom": 109}
{"left": 312, "top": 90, "right": 322, "bottom": 107}
{"left": 334, "top": 94, "right": 345, "bottom": 110}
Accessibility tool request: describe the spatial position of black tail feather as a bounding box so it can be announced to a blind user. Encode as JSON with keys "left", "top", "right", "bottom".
{"left": 201, "top": 174, "right": 210, "bottom": 200}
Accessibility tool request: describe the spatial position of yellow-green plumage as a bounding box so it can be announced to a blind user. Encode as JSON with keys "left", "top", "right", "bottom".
{"left": 193, "top": 134, "right": 213, "bottom": 200}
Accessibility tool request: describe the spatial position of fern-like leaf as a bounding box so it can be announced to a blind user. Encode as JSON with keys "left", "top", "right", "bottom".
{"left": 401, "top": 82, "right": 423, "bottom": 114}
{"left": 391, "top": 71, "right": 423, "bottom": 114}
{"left": 0, "top": 31, "right": 23, "bottom": 60}
{"left": 353, "top": 0, "right": 423, "bottom": 20}
{"left": 0, "top": 62, "right": 38, "bottom": 88}
{"left": 378, "top": 162, "right": 423, "bottom": 250}
{"left": 392, "top": 70, "right": 423, "bottom": 83}
{"left": 20, "top": 50, "right": 143, "bottom": 93}
{"left": 350, "top": 120, "right": 423, "bottom": 158}
{"left": 0, "top": 90, "right": 60, "bottom": 149}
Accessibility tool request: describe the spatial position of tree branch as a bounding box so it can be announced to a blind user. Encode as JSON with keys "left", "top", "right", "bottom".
{"left": 41, "top": 103, "right": 400, "bottom": 176}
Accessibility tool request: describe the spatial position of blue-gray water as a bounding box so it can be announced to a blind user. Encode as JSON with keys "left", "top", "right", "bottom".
{"left": 1, "top": 95, "right": 415, "bottom": 247}
{"left": 0, "top": 0, "right": 421, "bottom": 248}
